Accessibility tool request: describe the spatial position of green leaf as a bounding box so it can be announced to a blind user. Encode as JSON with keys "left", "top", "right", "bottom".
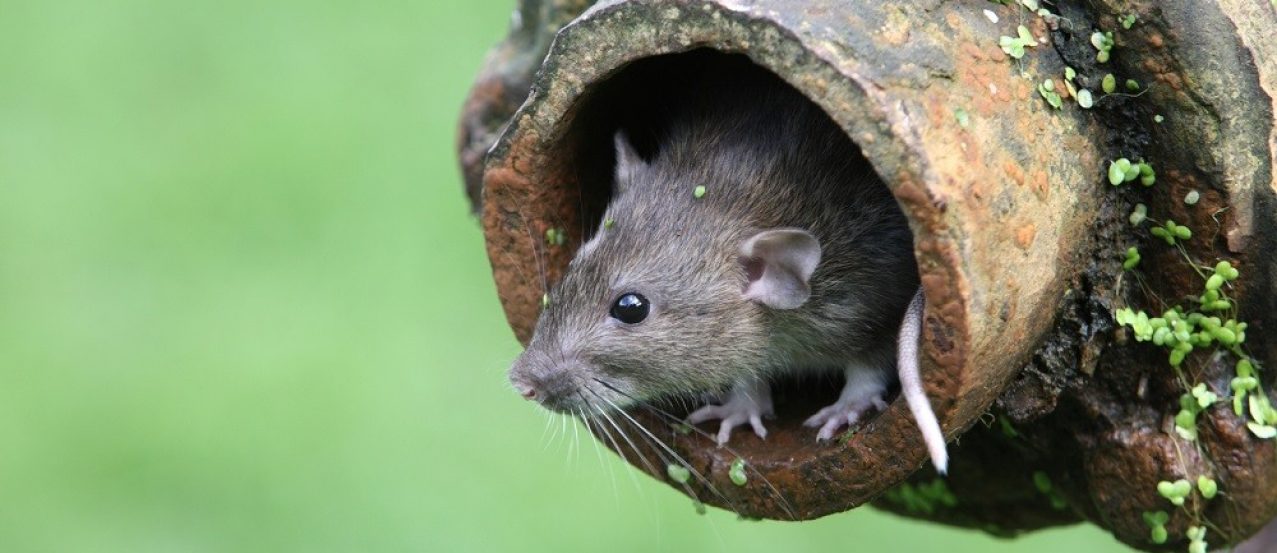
{"left": 1102, "top": 74, "right": 1117, "bottom": 93}
{"left": 729, "top": 458, "right": 747, "bottom": 486}
{"left": 1108, "top": 161, "right": 1126, "bottom": 185}
{"left": 1247, "top": 422, "right": 1276, "bottom": 439}
{"left": 1197, "top": 476, "right": 1218, "bottom": 499}
{"left": 1077, "top": 89, "right": 1094, "bottom": 108}
{"left": 667, "top": 463, "right": 691, "bottom": 484}
{"left": 1150, "top": 525, "right": 1168, "bottom": 544}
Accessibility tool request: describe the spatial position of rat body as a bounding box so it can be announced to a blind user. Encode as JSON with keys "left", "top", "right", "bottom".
{"left": 509, "top": 64, "right": 948, "bottom": 472}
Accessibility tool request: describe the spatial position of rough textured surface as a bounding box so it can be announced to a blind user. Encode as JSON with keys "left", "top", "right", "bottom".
{"left": 459, "top": 0, "right": 1277, "bottom": 550}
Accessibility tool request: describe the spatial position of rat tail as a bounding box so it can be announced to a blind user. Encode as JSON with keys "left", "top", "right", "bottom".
{"left": 898, "top": 287, "right": 949, "bottom": 474}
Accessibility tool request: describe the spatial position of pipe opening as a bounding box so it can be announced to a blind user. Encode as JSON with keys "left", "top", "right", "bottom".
{"left": 553, "top": 49, "right": 923, "bottom": 468}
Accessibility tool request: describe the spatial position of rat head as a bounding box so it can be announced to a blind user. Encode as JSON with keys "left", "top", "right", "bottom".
{"left": 508, "top": 132, "right": 822, "bottom": 414}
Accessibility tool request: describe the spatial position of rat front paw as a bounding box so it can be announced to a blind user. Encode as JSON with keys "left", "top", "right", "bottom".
{"left": 687, "top": 380, "right": 773, "bottom": 445}
{"left": 796, "top": 375, "right": 888, "bottom": 439}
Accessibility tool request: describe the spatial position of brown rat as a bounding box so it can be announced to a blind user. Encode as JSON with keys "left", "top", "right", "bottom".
{"left": 508, "top": 59, "right": 948, "bottom": 472}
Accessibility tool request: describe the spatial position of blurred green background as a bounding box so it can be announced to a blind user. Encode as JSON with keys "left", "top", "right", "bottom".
{"left": 0, "top": 1, "right": 1130, "bottom": 551}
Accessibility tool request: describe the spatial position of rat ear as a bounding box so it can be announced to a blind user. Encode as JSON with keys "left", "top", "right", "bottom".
{"left": 739, "top": 228, "right": 822, "bottom": 310}
{"left": 613, "top": 130, "right": 644, "bottom": 189}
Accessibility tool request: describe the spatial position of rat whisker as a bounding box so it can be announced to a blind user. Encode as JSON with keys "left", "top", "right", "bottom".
{"left": 587, "top": 401, "right": 645, "bottom": 494}
{"left": 572, "top": 407, "right": 583, "bottom": 466}
{"left": 588, "top": 394, "right": 716, "bottom": 511}
{"left": 591, "top": 391, "right": 743, "bottom": 514}
{"left": 577, "top": 405, "right": 621, "bottom": 506}
{"left": 592, "top": 378, "right": 797, "bottom": 520}
{"left": 520, "top": 214, "right": 550, "bottom": 296}
{"left": 591, "top": 399, "right": 668, "bottom": 491}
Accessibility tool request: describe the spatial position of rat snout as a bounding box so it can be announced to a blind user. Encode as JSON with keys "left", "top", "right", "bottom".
{"left": 508, "top": 350, "right": 585, "bottom": 413}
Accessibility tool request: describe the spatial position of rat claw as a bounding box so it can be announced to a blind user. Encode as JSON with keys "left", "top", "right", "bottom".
{"left": 688, "top": 380, "right": 773, "bottom": 445}
{"left": 749, "top": 415, "right": 767, "bottom": 440}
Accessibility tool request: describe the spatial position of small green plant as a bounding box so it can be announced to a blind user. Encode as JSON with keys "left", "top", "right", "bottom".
{"left": 729, "top": 458, "right": 748, "bottom": 486}
{"left": 1102, "top": 73, "right": 1117, "bottom": 94}
{"left": 1187, "top": 526, "right": 1208, "bottom": 553}
{"left": 881, "top": 478, "right": 958, "bottom": 515}
{"left": 1143, "top": 511, "right": 1170, "bottom": 544}
{"left": 1149, "top": 219, "right": 1190, "bottom": 245}
{"left": 999, "top": 25, "right": 1036, "bottom": 59}
{"left": 1129, "top": 203, "right": 1147, "bottom": 226}
{"left": 1123, "top": 247, "right": 1141, "bottom": 270}
{"left": 693, "top": 185, "right": 707, "bottom": 199}
{"left": 1157, "top": 479, "right": 1192, "bottom": 506}
{"left": 1032, "top": 471, "right": 1068, "bottom": 510}
{"left": 1037, "top": 80, "right": 1063, "bottom": 109}
{"left": 1108, "top": 158, "right": 1154, "bottom": 186}
{"left": 1076, "top": 89, "right": 1094, "bottom": 109}
{"left": 1196, "top": 476, "right": 1218, "bottom": 499}
{"left": 1091, "top": 30, "right": 1115, "bottom": 62}
{"left": 544, "top": 227, "right": 567, "bottom": 246}
{"left": 1120, "top": 13, "right": 1138, "bottom": 29}
{"left": 667, "top": 463, "right": 691, "bottom": 484}
{"left": 603, "top": 217, "right": 616, "bottom": 230}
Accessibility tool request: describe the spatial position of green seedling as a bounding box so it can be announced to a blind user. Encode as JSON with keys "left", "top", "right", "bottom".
{"left": 1077, "top": 89, "right": 1094, "bottom": 109}
{"left": 1129, "top": 203, "right": 1147, "bottom": 226}
{"left": 1143, "top": 511, "right": 1170, "bottom": 544}
{"left": 1150, "top": 219, "right": 1190, "bottom": 245}
{"left": 1091, "top": 31, "right": 1114, "bottom": 63}
{"left": 1038, "top": 80, "right": 1063, "bottom": 109}
{"left": 667, "top": 464, "right": 691, "bottom": 484}
{"left": 1197, "top": 476, "right": 1218, "bottom": 499}
{"left": 1157, "top": 479, "right": 1192, "bottom": 506}
{"left": 999, "top": 25, "right": 1036, "bottom": 59}
{"left": 729, "top": 458, "right": 748, "bottom": 486}
{"left": 1123, "top": 247, "right": 1141, "bottom": 270}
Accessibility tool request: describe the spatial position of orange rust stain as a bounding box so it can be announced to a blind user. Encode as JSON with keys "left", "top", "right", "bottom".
{"left": 1004, "top": 160, "right": 1026, "bottom": 188}
{"left": 960, "top": 41, "right": 983, "bottom": 60}
{"left": 1032, "top": 170, "right": 1050, "bottom": 202}
{"left": 1015, "top": 223, "right": 1037, "bottom": 249}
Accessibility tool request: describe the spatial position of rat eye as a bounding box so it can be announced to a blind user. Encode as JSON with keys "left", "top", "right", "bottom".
{"left": 610, "top": 293, "right": 650, "bottom": 324}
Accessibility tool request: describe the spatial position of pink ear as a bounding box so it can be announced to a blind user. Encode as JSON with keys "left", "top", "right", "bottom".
{"left": 739, "top": 228, "right": 821, "bottom": 309}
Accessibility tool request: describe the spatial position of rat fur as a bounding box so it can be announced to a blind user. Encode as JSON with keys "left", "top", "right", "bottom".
{"left": 508, "top": 59, "right": 948, "bottom": 472}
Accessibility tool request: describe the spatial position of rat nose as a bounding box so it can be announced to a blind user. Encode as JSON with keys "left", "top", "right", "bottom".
{"left": 508, "top": 351, "right": 580, "bottom": 411}
{"left": 512, "top": 378, "right": 537, "bottom": 400}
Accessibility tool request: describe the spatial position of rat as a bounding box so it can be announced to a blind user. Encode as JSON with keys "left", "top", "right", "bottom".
{"left": 507, "top": 62, "right": 948, "bottom": 473}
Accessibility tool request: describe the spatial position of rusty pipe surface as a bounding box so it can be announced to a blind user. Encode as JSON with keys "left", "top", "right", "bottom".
{"left": 459, "top": 0, "right": 1277, "bottom": 549}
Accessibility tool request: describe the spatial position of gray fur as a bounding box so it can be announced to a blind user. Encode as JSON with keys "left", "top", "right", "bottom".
{"left": 509, "top": 65, "right": 918, "bottom": 419}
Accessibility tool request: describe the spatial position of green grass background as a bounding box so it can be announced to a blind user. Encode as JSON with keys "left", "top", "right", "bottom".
{"left": 0, "top": 0, "right": 1130, "bottom": 551}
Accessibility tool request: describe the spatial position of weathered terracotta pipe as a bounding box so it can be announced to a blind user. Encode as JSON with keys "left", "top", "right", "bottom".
{"left": 459, "top": 0, "right": 1277, "bottom": 549}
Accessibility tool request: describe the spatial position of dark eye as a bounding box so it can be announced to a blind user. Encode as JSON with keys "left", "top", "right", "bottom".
{"left": 610, "top": 293, "right": 650, "bottom": 324}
